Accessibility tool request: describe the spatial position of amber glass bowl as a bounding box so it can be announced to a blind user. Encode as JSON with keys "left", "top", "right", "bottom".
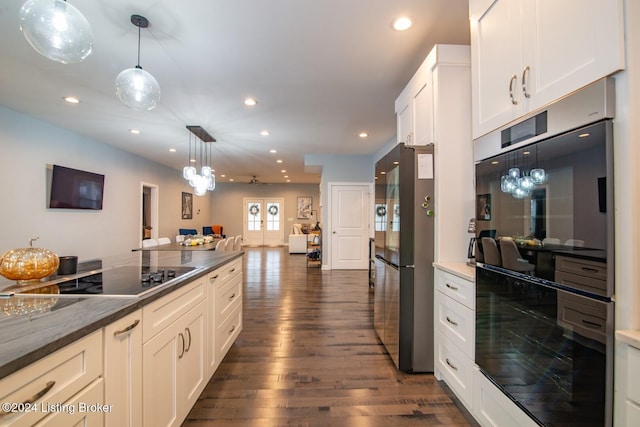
{"left": 0, "top": 247, "right": 60, "bottom": 283}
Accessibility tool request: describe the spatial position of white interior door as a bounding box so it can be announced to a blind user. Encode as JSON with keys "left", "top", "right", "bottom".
{"left": 330, "top": 184, "right": 370, "bottom": 269}
{"left": 243, "top": 198, "right": 284, "bottom": 246}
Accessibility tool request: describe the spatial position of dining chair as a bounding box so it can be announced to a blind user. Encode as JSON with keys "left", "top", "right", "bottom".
{"left": 224, "top": 238, "right": 234, "bottom": 251}
{"left": 142, "top": 239, "right": 158, "bottom": 248}
{"left": 214, "top": 239, "right": 226, "bottom": 251}
{"left": 542, "top": 237, "right": 561, "bottom": 245}
{"left": 564, "top": 239, "right": 585, "bottom": 247}
{"left": 158, "top": 237, "right": 171, "bottom": 245}
{"left": 480, "top": 237, "right": 502, "bottom": 266}
{"left": 233, "top": 235, "right": 243, "bottom": 251}
{"left": 499, "top": 239, "right": 535, "bottom": 273}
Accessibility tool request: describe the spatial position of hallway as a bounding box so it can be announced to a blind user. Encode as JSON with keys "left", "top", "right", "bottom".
{"left": 184, "top": 247, "right": 476, "bottom": 426}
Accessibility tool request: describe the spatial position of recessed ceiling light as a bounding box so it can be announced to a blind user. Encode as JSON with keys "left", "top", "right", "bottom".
{"left": 229, "top": 178, "right": 234, "bottom": 182}
{"left": 244, "top": 97, "right": 257, "bottom": 106}
{"left": 221, "top": 174, "right": 226, "bottom": 178}
{"left": 281, "top": 169, "right": 286, "bottom": 173}
{"left": 169, "top": 148, "right": 176, "bottom": 152}
{"left": 129, "top": 129, "right": 141, "bottom": 134}
{"left": 392, "top": 16, "right": 413, "bottom": 31}
{"left": 381, "top": 171, "right": 386, "bottom": 175}
{"left": 286, "top": 179, "right": 291, "bottom": 183}
{"left": 63, "top": 96, "right": 80, "bottom": 104}
{"left": 261, "top": 130, "right": 270, "bottom": 136}
{"left": 284, "top": 175, "right": 289, "bottom": 178}
{"left": 270, "top": 149, "right": 277, "bottom": 154}
{"left": 359, "top": 132, "right": 368, "bottom": 138}
{"left": 190, "top": 158, "right": 196, "bottom": 163}
{"left": 277, "top": 159, "right": 283, "bottom": 163}
{"left": 579, "top": 133, "right": 591, "bottom": 138}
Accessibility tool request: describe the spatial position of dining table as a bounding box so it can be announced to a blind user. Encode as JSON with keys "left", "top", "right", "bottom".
{"left": 133, "top": 239, "right": 222, "bottom": 252}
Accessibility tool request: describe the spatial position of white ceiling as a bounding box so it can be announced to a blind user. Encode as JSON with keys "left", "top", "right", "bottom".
{"left": 0, "top": 0, "right": 470, "bottom": 184}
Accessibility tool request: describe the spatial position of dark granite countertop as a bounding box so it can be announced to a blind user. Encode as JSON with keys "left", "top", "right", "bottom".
{"left": 0, "top": 250, "right": 243, "bottom": 379}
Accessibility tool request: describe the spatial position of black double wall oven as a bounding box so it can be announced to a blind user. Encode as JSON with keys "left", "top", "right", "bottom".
{"left": 473, "top": 79, "right": 615, "bottom": 427}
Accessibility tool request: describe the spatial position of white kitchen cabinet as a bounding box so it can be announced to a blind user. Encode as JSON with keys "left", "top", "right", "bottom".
{"left": 104, "top": 310, "right": 142, "bottom": 427}
{"left": 0, "top": 330, "right": 103, "bottom": 427}
{"left": 433, "top": 265, "right": 475, "bottom": 411}
{"left": 469, "top": 0, "right": 625, "bottom": 138}
{"left": 142, "top": 300, "right": 206, "bottom": 427}
{"left": 34, "top": 378, "right": 104, "bottom": 427}
{"left": 616, "top": 332, "right": 640, "bottom": 427}
{"left": 206, "top": 258, "right": 242, "bottom": 377}
{"left": 395, "top": 63, "right": 433, "bottom": 146}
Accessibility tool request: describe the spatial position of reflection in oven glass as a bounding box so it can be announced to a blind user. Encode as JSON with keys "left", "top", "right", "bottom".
{"left": 476, "top": 267, "right": 610, "bottom": 427}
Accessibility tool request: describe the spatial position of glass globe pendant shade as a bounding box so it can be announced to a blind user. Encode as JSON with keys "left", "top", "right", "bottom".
{"left": 182, "top": 165, "right": 196, "bottom": 180}
{"left": 508, "top": 167, "right": 520, "bottom": 178}
{"left": 115, "top": 66, "right": 160, "bottom": 111}
{"left": 201, "top": 166, "right": 212, "bottom": 178}
{"left": 501, "top": 175, "right": 518, "bottom": 193}
{"left": 189, "top": 173, "right": 200, "bottom": 188}
{"left": 194, "top": 175, "right": 208, "bottom": 196}
{"left": 512, "top": 186, "right": 530, "bottom": 199}
{"left": 519, "top": 175, "right": 535, "bottom": 191}
{"left": 19, "top": 0, "right": 93, "bottom": 64}
{"left": 207, "top": 174, "right": 215, "bottom": 191}
{"left": 530, "top": 168, "right": 547, "bottom": 184}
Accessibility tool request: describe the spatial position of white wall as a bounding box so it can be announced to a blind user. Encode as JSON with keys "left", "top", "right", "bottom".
{"left": 0, "top": 106, "right": 211, "bottom": 261}
{"left": 207, "top": 182, "right": 320, "bottom": 241}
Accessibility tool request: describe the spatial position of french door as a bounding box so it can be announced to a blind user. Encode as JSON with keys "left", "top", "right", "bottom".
{"left": 243, "top": 198, "right": 284, "bottom": 246}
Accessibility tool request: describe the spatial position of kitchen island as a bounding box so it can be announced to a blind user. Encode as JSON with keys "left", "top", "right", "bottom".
{"left": 0, "top": 249, "right": 243, "bottom": 426}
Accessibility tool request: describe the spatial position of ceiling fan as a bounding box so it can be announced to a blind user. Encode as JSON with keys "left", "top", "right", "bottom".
{"left": 249, "top": 175, "right": 267, "bottom": 185}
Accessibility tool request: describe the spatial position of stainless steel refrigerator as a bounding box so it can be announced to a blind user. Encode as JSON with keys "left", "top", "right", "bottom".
{"left": 373, "top": 143, "right": 434, "bottom": 373}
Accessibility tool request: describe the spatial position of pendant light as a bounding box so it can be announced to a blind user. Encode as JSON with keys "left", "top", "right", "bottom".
{"left": 115, "top": 14, "right": 160, "bottom": 111}
{"left": 182, "top": 132, "right": 196, "bottom": 181}
{"left": 184, "top": 126, "right": 216, "bottom": 195}
{"left": 19, "top": 0, "right": 93, "bottom": 64}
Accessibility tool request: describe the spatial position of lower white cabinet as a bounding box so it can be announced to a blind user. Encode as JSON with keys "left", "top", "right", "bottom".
{"left": 142, "top": 300, "right": 206, "bottom": 427}
{"left": 103, "top": 310, "right": 142, "bottom": 427}
{"left": 472, "top": 367, "right": 538, "bottom": 427}
{"left": 434, "top": 266, "right": 475, "bottom": 411}
{"left": 34, "top": 378, "right": 104, "bottom": 427}
{"left": 0, "top": 330, "right": 103, "bottom": 426}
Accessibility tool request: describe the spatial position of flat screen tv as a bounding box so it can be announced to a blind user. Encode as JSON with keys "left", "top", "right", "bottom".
{"left": 49, "top": 165, "right": 104, "bottom": 210}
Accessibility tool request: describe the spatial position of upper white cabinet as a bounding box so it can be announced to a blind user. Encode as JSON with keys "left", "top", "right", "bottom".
{"left": 470, "top": 0, "right": 625, "bottom": 138}
{"left": 395, "top": 64, "right": 433, "bottom": 146}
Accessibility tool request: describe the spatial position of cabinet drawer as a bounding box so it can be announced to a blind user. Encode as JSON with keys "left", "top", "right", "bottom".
{"left": 555, "top": 256, "right": 606, "bottom": 280}
{"left": 628, "top": 346, "right": 640, "bottom": 404}
{"left": 216, "top": 304, "right": 242, "bottom": 360}
{"left": 555, "top": 270, "right": 607, "bottom": 296}
{"left": 208, "top": 258, "right": 242, "bottom": 287}
{"left": 0, "top": 330, "right": 102, "bottom": 426}
{"left": 34, "top": 378, "right": 104, "bottom": 427}
{"left": 435, "top": 269, "right": 475, "bottom": 310}
{"left": 435, "top": 291, "right": 474, "bottom": 358}
{"left": 556, "top": 292, "right": 608, "bottom": 344}
{"left": 216, "top": 272, "right": 242, "bottom": 324}
{"left": 435, "top": 330, "right": 473, "bottom": 409}
{"left": 143, "top": 278, "right": 205, "bottom": 342}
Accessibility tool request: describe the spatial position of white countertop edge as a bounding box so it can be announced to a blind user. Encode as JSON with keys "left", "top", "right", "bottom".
{"left": 433, "top": 262, "right": 475, "bottom": 282}
{"left": 616, "top": 330, "right": 640, "bottom": 348}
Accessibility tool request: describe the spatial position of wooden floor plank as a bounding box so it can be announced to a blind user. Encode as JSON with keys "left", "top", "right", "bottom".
{"left": 183, "top": 247, "right": 478, "bottom": 426}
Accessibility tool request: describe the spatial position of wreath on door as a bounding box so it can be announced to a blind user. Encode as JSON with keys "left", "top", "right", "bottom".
{"left": 249, "top": 204, "right": 260, "bottom": 216}
{"left": 376, "top": 206, "right": 387, "bottom": 217}
{"left": 268, "top": 205, "right": 278, "bottom": 216}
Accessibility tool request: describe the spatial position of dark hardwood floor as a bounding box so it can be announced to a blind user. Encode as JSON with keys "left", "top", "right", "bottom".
{"left": 184, "top": 247, "right": 478, "bottom": 426}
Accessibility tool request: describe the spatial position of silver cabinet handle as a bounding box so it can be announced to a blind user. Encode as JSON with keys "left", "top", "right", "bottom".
{"left": 228, "top": 325, "right": 236, "bottom": 335}
{"left": 113, "top": 319, "right": 140, "bottom": 337}
{"left": 445, "top": 358, "right": 458, "bottom": 371}
{"left": 522, "top": 66, "right": 531, "bottom": 98}
{"left": 0, "top": 381, "right": 56, "bottom": 416}
{"left": 509, "top": 74, "right": 518, "bottom": 105}
{"left": 209, "top": 274, "right": 219, "bottom": 282}
{"left": 228, "top": 293, "right": 236, "bottom": 301}
{"left": 184, "top": 327, "right": 192, "bottom": 352}
{"left": 229, "top": 268, "right": 236, "bottom": 273}
{"left": 178, "top": 333, "right": 185, "bottom": 359}
{"left": 445, "top": 283, "right": 459, "bottom": 291}
{"left": 445, "top": 316, "right": 458, "bottom": 326}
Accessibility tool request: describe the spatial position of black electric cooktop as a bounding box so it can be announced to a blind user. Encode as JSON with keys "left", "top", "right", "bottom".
{"left": 55, "top": 265, "right": 197, "bottom": 296}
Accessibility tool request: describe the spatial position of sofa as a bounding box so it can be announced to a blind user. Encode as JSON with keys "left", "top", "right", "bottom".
{"left": 289, "top": 223, "right": 308, "bottom": 254}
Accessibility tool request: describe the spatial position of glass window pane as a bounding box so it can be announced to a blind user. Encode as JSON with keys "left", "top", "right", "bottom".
{"left": 247, "top": 202, "right": 261, "bottom": 231}
{"left": 266, "top": 202, "right": 280, "bottom": 231}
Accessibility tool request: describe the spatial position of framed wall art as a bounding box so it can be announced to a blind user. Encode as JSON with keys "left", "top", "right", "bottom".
{"left": 182, "top": 192, "right": 193, "bottom": 219}
{"left": 297, "top": 196, "right": 312, "bottom": 219}
{"left": 476, "top": 193, "right": 491, "bottom": 221}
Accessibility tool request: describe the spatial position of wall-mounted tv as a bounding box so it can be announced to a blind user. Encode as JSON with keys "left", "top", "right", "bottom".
{"left": 49, "top": 165, "right": 104, "bottom": 210}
